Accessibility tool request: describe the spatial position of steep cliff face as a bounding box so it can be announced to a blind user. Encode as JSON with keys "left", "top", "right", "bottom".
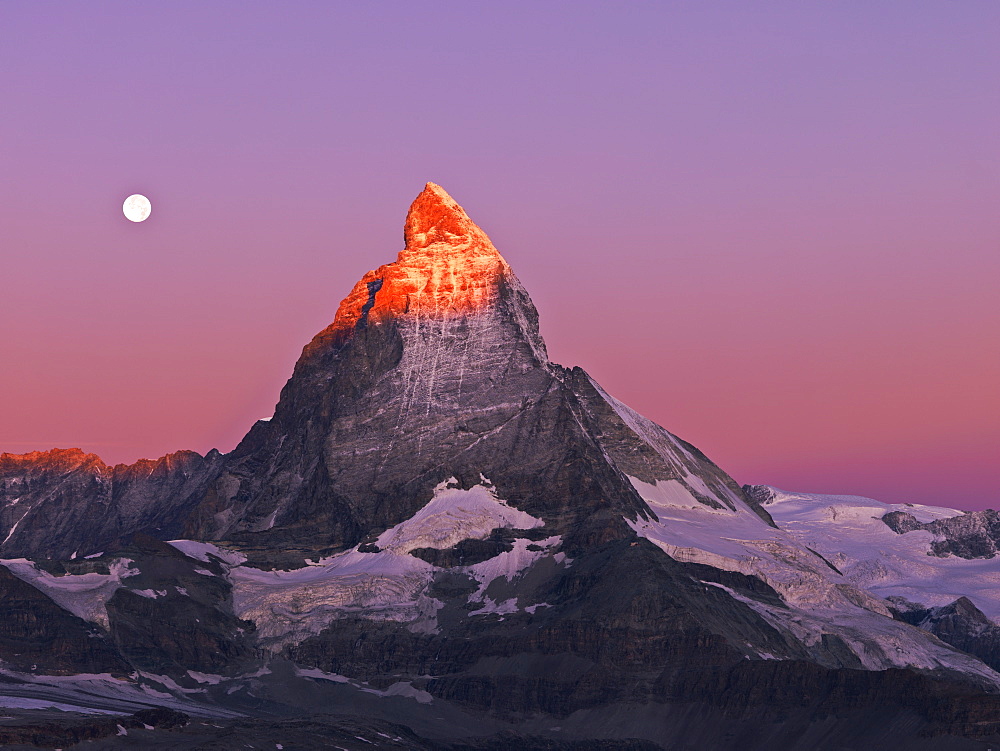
{"left": 0, "top": 564, "right": 129, "bottom": 676}
{"left": 895, "top": 597, "right": 1000, "bottom": 674}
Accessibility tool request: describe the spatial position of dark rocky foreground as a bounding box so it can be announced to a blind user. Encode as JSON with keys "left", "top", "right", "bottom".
{"left": 3, "top": 706, "right": 1000, "bottom": 751}
{"left": 3, "top": 184, "right": 1000, "bottom": 749}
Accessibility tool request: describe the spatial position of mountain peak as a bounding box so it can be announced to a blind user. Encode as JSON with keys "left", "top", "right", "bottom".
{"left": 403, "top": 182, "right": 483, "bottom": 250}
{"left": 311, "top": 183, "right": 513, "bottom": 351}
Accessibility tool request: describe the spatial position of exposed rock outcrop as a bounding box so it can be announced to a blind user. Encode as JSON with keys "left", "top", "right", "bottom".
{"left": 882, "top": 509, "right": 1000, "bottom": 558}
{"left": 103, "top": 535, "right": 256, "bottom": 678}
{"left": 895, "top": 596, "right": 1000, "bottom": 673}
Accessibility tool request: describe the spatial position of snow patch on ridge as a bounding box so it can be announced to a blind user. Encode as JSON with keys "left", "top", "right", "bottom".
{"left": 625, "top": 476, "right": 790, "bottom": 566}
{"left": 167, "top": 540, "right": 247, "bottom": 567}
{"left": 132, "top": 589, "right": 168, "bottom": 599}
{"left": 375, "top": 477, "right": 543, "bottom": 554}
{"left": 294, "top": 666, "right": 432, "bottom": 703}
{"left": 466, "top": 536, "right": 561, "bottom": 604}
{"left": 469, "top": 597, "right": 519, "bottom": 617}
{"left": 587, "top": 376, "right": 744, "bottom": 511}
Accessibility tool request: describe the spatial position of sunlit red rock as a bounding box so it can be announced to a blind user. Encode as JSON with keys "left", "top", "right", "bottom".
{"left": 0, "top": 447, "right": 105, "bottom": 474}
{"left": 306, "top": 183, "right": 510, "bottom": 354}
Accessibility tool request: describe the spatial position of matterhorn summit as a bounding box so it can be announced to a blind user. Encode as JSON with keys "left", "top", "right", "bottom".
{"left": 317, "top": 182, "right": 526, "bottom": 344}
{"left": 3, "top": 184, "right": 1000, "bottom": 749}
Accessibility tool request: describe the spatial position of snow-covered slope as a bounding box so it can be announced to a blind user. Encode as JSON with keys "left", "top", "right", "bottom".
{"left": 625, "top": 477, "right": 1000, "bottom": 680}
{"left": 761, "top": 487, "right": 1000, "bottom": 621}
{"left": 170, "top": 477, "right": 561, "bottom": 650}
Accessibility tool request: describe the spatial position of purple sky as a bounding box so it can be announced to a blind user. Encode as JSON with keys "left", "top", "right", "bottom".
{"left": 2, "top": 2, "right": 998, "bottom": 509}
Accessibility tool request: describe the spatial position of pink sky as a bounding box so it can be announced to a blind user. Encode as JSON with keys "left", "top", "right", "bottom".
{"left": 2, "top": 3, "right": 997, "bottom": 509}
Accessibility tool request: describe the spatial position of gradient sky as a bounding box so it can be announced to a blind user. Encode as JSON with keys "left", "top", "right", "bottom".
{"left": 2, "top": 2, "right": 997, "bottom": 509}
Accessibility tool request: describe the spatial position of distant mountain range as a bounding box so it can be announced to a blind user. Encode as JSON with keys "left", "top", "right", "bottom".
{"left": 2, "top": 184, "right": 999, "bottom": 750}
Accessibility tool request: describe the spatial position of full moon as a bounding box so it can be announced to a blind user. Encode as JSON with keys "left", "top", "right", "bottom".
{"left": 123, "top": 194, "right": 151, "bottom": 222}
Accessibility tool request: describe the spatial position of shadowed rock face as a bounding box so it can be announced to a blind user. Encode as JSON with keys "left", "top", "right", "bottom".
{"left": 103, "top": 535, "right": 256, "bottom": 678}
{"left": 0, "top": 708, "right": 188, "bottom": 749}
{"left": 894, "top": 596, "right": 1000, "bottom": 674}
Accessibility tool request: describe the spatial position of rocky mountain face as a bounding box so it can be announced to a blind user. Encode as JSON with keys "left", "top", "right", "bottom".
{"left": 2, "top": 185, "right": 1000, "bottom": 749}
{"left": 0, "top": 565, "right": 128, "bottom": 677}
{"left": 894, "top": 597, "right": 1000, "bottom": 674}
{"left": 0, "top": 448, "right": 223, "bottom": 560}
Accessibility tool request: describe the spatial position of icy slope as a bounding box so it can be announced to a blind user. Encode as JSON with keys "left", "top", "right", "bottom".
{"left": 625, "top": 477, "right": 1000, "bottom": 681}
{"left": 761, "top": 487, "right": 1000, "bottom": 621}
